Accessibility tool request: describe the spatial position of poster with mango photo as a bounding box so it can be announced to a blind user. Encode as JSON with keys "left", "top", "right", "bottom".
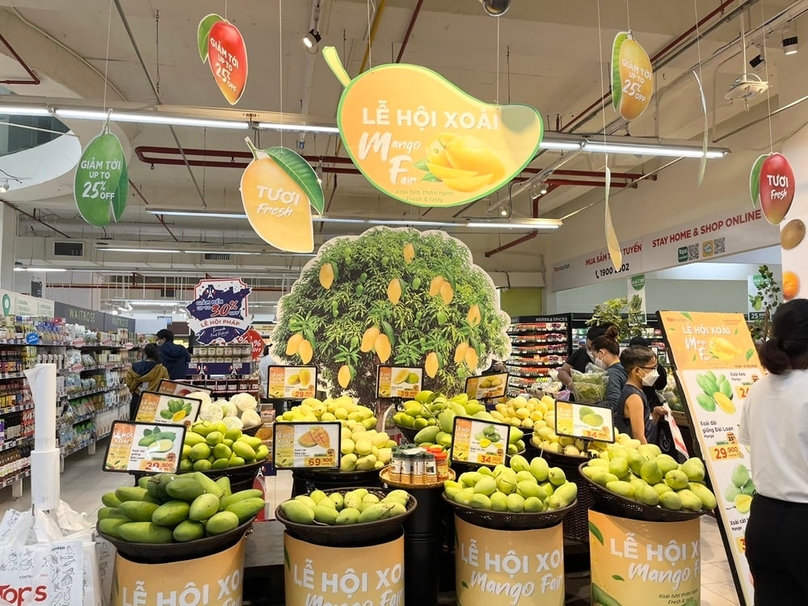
{"left": 271, "top": 227, "right": 511, "bottom": 404}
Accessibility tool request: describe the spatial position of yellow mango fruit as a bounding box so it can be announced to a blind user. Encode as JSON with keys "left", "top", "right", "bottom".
{"left": 426, "top": 163, "right": 478, "bottom": 181}
{"left": 298, "top": 340, "right": 314, "bottom": 364}
{"left": 439, "top": 281, "right": 454, "bottom": 305}
{"left": 442, "top": 173, "right": 494, "bottom": 193}
{"left": 467, "top": 305, "right": 481, "bottom": 327}
{"left": 454, "top": 342, "right": 469, "bottom": 365}
{"left": 426, "top": 133, "right": 457, "bottom": 168}
{"left": 319, "top": 263, "right": 335, "bottom": 289}
{"left": 298, "top": 368, "right": 311, "bottom": 386}
{"left": 387, "top": 278, "right": 402, "bottom": 305}
{"left": 429, "top": 276, "right": 445, "bottom": 297}
{"left": 465, "top": 346, "right": 479, "bottom": 370}
{"left": 713, "top": 392, "right": 736, "bottom": 414}
{"left": 709, "top": 338, "right": 740, "bottom": 361}
{"left": 286, "top": 332, "right": 304, "bottom": 356}
{"left": 615, "top": 36, "right": 653, "bottom": 121}
{"left": 403, "top": 243, "right": 415, "bottom": 265}
{"left": 360, "top": 327, "right": 380, "bottom": 352}
{"left": 374, "top": 334, "right": 392, "bottom": 363}
{"left": 338, "top": 365, "right": 352, "bottom": 389}
{"left": 444, "top": 136, "right": 505, "bottom": 182}
{"left": 425, "top": 352, "right": 439, "bottom": 378}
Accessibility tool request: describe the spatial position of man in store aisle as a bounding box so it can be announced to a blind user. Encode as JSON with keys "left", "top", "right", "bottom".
{"left": 156, "top": 329, "right": 191, "bottom": 380}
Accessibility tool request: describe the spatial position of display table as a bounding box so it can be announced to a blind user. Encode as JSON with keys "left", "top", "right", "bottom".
{"left": 588, "top": 510, "right": 701, "bottom": 606}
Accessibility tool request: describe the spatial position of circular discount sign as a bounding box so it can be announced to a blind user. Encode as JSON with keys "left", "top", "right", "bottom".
{"left": 236, "top": 328, "right": 266, "bottom": 360}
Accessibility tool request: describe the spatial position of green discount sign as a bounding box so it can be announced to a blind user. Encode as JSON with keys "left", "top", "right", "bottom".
{"left": 74, "top": 127, "right": 128, "bottom": 226}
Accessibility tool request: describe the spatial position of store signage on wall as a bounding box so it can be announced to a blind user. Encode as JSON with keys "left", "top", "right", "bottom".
{"left": 612, "top": 32, "right": 654, "bottom": 121}
{"left": 197, "top": 14, "right": 248, "bottom": 105}
{"left": 659, "top": 311, "right": 759, "bottom": 605}
{"left": 240, "top": 140, "right": 323, "bottom": 253}
{"left": 746, "top": 274, "right": 766, "bottom": 321}
{"left": 74, "top": 126, "right": 128, "bottom": 227}
{"left": 628, "top": 274, "right": 647, "bottom": 324}
{"left": 324, "top": 47, "right": 543, "bottom": 208}
{"left": 552, "top": 208, "right": 779, "bottom": 291}
{"left": 186, "top": 278, "right": 252, "bottom": 344}
{"left": 588, "top": 510, "right": 701, "bottom": 605}
{"left": 6, "top": 289, "right": 55, "bottom": 318}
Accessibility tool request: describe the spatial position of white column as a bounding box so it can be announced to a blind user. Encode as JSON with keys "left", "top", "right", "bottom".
{"left": 0, "top": 205, "right": 15, "bottom": 290}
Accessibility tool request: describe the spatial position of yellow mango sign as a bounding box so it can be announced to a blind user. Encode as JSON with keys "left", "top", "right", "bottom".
{"left": 324, "top": 47, "right": 543, "bottom": 207}
{"left": 112, "top": 538, "right": 245, "bottom": 606}
{"left": 284, "top": 532, "right": 404, "bottom": 605}
{"left": 240, "top": 138, "right": 324, "bottom": 253}
{"left": 612, "top": 32, "right": 654, "bottom": 121}
{"left": 455, "top": 516, "right": 565, "bottom": 606}
{"left": 589, "top": 511, "right": 700, "bottom": 606}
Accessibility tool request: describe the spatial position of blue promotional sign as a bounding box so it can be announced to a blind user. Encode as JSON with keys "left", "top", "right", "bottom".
{"left": 186, "top": 278, "right": 252, "bottom": 344}
{"left": 25, "top": 332, "right": 40, "bottom": 345}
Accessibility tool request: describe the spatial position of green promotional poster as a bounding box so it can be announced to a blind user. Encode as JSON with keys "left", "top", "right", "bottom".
{"left": 73, "top": 126, "right": 128, "bottom": 227}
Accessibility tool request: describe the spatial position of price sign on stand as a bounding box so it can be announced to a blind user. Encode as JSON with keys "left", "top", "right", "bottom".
{"left": 450, "top": 417, "right": 511, "bottom": 467}
{"left": 135, "top": 392, "right": 202, "bottom": 428}
{"left": 102, "top": 421, "right": 186, "bottom": 474}
{"left": 267, "top": 366, "right": 317, "bottom": 400}
{"left": 554, "top": 401, "right": 616, "bottom": 443}
{"left": 272, "top": 422, "right": 341, "bottom": 470}
{"left": 157, "top": 380, "right": 212, "bottom": 398}
{"left": 658, "top": 310, "right": 763, "bottom": 606}
{"left": 376, "top": 366, "right": 424, "bottom": 399}
{"left": 465, "top": 372, "right": 508, "bottom": 401}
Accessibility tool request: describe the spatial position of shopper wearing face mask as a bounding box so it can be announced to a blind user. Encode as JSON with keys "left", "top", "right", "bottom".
{"left": 589, "top": 326, "right": 627, "bottom": 426}
{"left": 628, "top": 336, "right": 668, "bottom": 442}
{"left": 558, "top": 324, "right": 614, "bottom": 391}
{"left": 617, "top": 345, "right": 664, "bottom": 443}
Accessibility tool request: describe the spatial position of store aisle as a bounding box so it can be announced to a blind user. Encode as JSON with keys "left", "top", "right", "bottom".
{"left": 0, "top": 448, "right": 742, "bottom": 606}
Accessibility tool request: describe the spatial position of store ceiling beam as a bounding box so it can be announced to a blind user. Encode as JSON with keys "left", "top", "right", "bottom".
{"left": 127, "top": 179, "right": 180, "bottom": 243}
{"left": 396, "top": 0, "right": 424, "bottom": 63}
{"left": 1, "top": 197, "right": 70, "bottom": 239}
{"left": 0, "top": 32, "right": 40, "bottom": 85}
{"left": 484, "top": 232, "right": 537, "bottom": 258}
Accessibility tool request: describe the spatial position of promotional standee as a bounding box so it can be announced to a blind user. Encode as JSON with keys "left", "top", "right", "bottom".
{"left": 659, "top": 311, "right": 760, "bottom": 605}
{"left": 588, "top": 511, "right": 700, "bottom": 606}
{"left": 455, "top": 518, "right": 565, "bottom": 606}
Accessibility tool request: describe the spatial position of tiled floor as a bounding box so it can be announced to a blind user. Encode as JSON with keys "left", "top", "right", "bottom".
{"left": 0, "top": 445, "right": 743, "bottom": 605}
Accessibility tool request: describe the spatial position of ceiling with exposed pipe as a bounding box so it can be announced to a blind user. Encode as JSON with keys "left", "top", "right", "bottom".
{"left": 0, "top": 0, "right": 807, "bottom": 304}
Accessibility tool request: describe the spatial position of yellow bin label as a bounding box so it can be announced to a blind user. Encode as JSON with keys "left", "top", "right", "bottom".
{"left": 112, "top": 538, "right": 245, "bottom": 606}
{"left": 454, "top": 516, "right": 565, "bottom": 605}
{"left": 589, "top": 511, "right": 701, "bottom": 605}
{"left": 284, "top": 532, "right": 404, "bottom": 606}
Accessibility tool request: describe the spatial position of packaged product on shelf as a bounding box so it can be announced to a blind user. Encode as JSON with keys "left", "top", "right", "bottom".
{"left": 570, "top": 366, "right": 609, "bottom": 404}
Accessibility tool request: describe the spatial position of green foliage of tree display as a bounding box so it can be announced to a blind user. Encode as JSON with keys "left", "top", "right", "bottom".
{"left": 271, "top": 227, "right": 511, "bottom": 403}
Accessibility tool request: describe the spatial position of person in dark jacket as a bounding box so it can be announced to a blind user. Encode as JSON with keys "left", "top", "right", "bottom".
{"left": 125, "top": 343, "right": 169, "bottom": 419}
{"left": 156, "top": 329, "right": 191, "bottom": 380}
{"left": 629, "top": 336, "right": 668, "bottom": 443}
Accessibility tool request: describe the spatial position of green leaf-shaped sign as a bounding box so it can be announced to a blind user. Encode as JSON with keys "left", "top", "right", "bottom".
{"left": 74, "top": 131, "right": 128, "bottom": 227}
{"left": 263, "top": 147, "right": 325, "bottom": 215}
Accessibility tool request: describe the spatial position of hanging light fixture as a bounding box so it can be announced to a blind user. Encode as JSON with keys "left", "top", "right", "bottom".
{"left": 302, "top": 29, "right": 322, "bottom": 53}
{"left": 479, "top": 0, "right": 511, "bottom": 16}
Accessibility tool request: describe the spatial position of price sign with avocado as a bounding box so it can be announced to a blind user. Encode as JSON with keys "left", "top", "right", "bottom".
{"left": 555, "top": 401, "right": 616, "bottom": 443}
{"left": 135, "top": 391, "right": 202, "bottom": 428}
{"left": 451, "top": 417, "right": 511, "bottom": 467}
{"left": 103, "top": 421, "right": 187, "bottom": 474}
{"left": 272, "top": 421, "right": 341, "bottom": 470}
{"left": 376, "top": 365, "right": 423, "bottom": 399}
{"left": 267, "top": 365, "right": 317, "bottom": 400}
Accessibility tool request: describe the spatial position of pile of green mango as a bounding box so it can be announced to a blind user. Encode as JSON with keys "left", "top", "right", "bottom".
{"left": 444, "top": 454, "right": 577, "bottom": 512}
{"left": 582, "top": 443, "right": 717, "bottom": 512}
{"left": 279, "top": 488, "right": 409, "bottom": 526}
{"left": 181, "top": 421, "right": 269, "bottom": 472}
{"left": 98, "top": 472, "right": 266, "bottom": 544}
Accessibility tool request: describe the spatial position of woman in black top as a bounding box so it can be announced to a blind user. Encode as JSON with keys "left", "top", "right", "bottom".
{"left": 617, "top": 345, "right": 663, "bottom": 443}
{"left": 628, "top": 337, "right": 668, "bottom": 442}
{"left": 558, "top": 324, "right": 614, "bottom": 390}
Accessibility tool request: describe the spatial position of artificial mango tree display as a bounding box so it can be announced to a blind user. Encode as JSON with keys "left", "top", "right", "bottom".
{"left": 271, "top": 227, "right": 511, "bottom": 403}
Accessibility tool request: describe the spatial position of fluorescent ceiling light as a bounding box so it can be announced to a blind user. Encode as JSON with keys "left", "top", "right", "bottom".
{"left": 13, "top": 267, "right": 66, "bottom": 272}
{"left": 149, "top": 210, "right": 247, "bottom": 219}
{"left": 99, "top": 247, "right": 178, "bottom": 254}
{"left": 129, "top": 300, "right": 189, "bottom": 307}
{"left": 466, "top": 219, "right": 562, "bottom": 229}
{"left": 183, "top": 250, "right": 261, "bottom": 256}
{"left": 54, "top": 109, "right": 249, "bottom": 130}
{"left": 540, "top": 141, "right": 583, "bottom": 151}
{"left": 584, "top": 141, "right": 726, "bottom": 159}
{"left": 257, "top": 122, "right": 340, "bottom": 134}
{"left": 0, "top": 106, "right": 51, "bottom": 116}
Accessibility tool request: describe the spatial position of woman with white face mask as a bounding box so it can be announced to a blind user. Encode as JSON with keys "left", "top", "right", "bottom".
{"left": 590, "top": 326, "right": 627, "bottom": 425}
{"left": 617, "top": 345, "right": 663, "bottom": 443}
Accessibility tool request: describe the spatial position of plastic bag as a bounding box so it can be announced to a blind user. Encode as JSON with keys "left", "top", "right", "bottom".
{"left": 570, "top": 368, "right": 609, "bottom": 404}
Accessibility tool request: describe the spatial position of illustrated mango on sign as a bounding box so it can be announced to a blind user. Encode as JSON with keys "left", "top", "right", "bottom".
{"left": 240, "top": 138, "right": 324, "bottom": 253}
{"left": 323, "top": 47, "right": 543, "bottom": 208}
{"left": 611, "top": 32, "right": 653, "bottom": 121}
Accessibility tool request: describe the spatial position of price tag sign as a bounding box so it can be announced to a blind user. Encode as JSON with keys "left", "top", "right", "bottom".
{"left": 554, "top": 400, "right": 615, "bottom": 443}
{"left": 267, "top": 366, "right": 317, "bottom": 400}
{"left": 272, "top": 422, "right": 341, "bottom": 470}
{"left": 157, "top": 380, "right": 212, "bottom": 397}
{"left": 450, "top": 417, "right": 511, "bottom": 467}
{"left": 102, "top": 421, "right": 186, "bottom": 474}
{"left": 376, "top": 366, "right": 423, "bottom": 399}
{"left": 135, "top": 392, "right": 202, "bottom": 428}
{"left": 465, "top": 372, "right": 508, "bottom": 400}
{"left": 24, "top": 332, "right": 39, "bottom": 345}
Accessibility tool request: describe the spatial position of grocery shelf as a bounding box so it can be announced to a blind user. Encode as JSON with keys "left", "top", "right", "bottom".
{"left": 0, "top": 340, "right": 69, "bottom": 347}
{"left": 61, "top": 401, "right": 124, "bottom": 426}
{"left": 0, "top": 467, "right": 30, "bottom": 490}
{"left": 62, "top": 385, "right": 124, "bottom": 401}
{"left": 0, "top": 402, "right": 34, "bottom": 415}
{"left": 61, "top": 439, "right": 93, "bottom": 459}
{"left": 0, "top": 435, "right": 34, "bottom": 453}
{"left": 0, "top": 372, "right": 27, "bottom": 380}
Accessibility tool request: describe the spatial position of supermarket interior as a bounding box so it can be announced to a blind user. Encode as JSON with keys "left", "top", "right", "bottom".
{"left": 0, "top": 0, "right": 806, "bottom": 605}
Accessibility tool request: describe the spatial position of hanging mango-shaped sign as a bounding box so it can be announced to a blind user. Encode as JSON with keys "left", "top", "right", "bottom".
{"left": 73, "top": 126, "right": 128, "bottom": 227}
{"left": 323, "top": 47, "right": 543, "bottom": 208}
{"left": 240, "top": 138, "right": 324, "bottom": 253}
{"left": 198, "top": 14, "right": 248, "bottom": 105}
{"left": 612, "top": 32, "right": 653, "bottom": 121}
{"left": 750, "top": 152, "right": 795, "bottom": 225}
